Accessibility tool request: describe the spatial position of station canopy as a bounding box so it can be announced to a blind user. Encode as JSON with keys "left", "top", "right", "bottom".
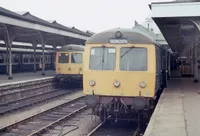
{"left": 132, "top": 24, "right": 172, "bottom": 53}
{"left": 0, "top": 6, "right": 94, "bottom": 47}
{"left": 150, "top": 1, "right": 200, "bottom": 56}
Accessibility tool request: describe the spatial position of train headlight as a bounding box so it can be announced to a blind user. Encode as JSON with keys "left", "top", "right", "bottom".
{"left": 139, "top": 82, "right": 146, "bottom": 88}
{"left": 89, "top": 80, "right": 95, "bottom": 86}
{"left": 114, "top": 80, "right": 120, "bottom": 87}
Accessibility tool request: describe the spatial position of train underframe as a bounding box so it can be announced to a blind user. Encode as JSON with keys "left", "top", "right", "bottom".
{"left": 55, "top": 74, "right": 83, "bottom": 89}
{"left": 85, "top": 95, "right": 156, "bottom": 125}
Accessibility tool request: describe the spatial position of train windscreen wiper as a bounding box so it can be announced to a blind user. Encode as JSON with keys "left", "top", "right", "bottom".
{"left": 120, "top": 46, "right": 135, "bottom": 58}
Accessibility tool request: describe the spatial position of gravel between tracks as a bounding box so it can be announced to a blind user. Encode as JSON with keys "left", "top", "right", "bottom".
{"left": 0, "top": 91, "right": 83, "bottom": 130}
{"left": 42, "top": 109, "right": 101, "bottom": 136}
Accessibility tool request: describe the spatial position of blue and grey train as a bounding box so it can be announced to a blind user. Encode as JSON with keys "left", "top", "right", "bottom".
{"left": 0, "top": 47, "right": 54, "bottom": 74}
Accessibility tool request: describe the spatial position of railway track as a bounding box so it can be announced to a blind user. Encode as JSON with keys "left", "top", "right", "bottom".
{"left": 0, "top": 78, "right": 55, "bottom": 105}
{"left": 0, "top": 89, "right": 78, "bottom": 116}
{"left": 0, "top": 97, "right": 87, "bottom": 136}
{"left": 0, "top": 77, "right": 83, "bottom": 118}
{"left": 87, "top": 120, "right": 140, "bottom": 136}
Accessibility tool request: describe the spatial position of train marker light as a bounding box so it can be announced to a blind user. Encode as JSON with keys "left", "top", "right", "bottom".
{"left": 139, "top": 82, "right": 146, "bottom": 88}
{"left": 114, "top": 80, "right": 120, "bottom": 87}
{"left": 89, "top": 80, "right": 95, "bottom": 86}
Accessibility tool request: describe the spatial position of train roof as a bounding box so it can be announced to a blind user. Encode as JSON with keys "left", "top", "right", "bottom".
{"left": 0, "top": 47, "right": 51, "bottom": 53}
{"left": 57, "top": 44, "right": 85, "bottom": 52}
{"left": 86, "top": 28, "right": 158, "bottom": 45}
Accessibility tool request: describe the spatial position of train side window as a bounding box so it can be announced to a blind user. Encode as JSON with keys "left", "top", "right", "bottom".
{"left": 13, "top": 54, "right": 19, "bottom": 63}
{"left": 71, "top": 53, "right": 82, "bottom": 63}
{"left": 45, "top": 55, "right": 48, "bottom": 63}
{"left": 58, "top": 53, "right": 69, "bottom": 63}
{"left": 120, "top": 47, "right": 147, "bottom": 71}
{"left": 0, "top": 54, "right": 4, "bottom": 63}
{"left": 23, "top": 55, "right": 29, "bottom": 63}
{"left": 39, "top": 56, "right": 42, "bottom": 63}
{"left": 36, "top": 55, "right": 40, "bottom": 63}
{"left": 48, "top": 55, "right": 51, "bottom": 63}
{"left": 30, "top": 55, "right": 34, "bottom": 63}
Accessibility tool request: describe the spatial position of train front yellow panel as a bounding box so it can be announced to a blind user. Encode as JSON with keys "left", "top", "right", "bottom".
{"left": 83, "top": 44, "right": 156, "bottom": 98}
{"left": 56, "top": 52, "right": 83, "bottom": 75}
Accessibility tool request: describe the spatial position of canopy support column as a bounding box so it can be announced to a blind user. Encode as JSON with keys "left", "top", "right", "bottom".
{"left": 4, "top": 25, "right": 17, "bottom": 80}
{"left": 32, "top": 37, "right": 37, "bottom": 73}
{"left": 53, "top": 45, "right": 57, "bottom": 70}
{"left": 39, "top": 32, "right": 48, "bottom": 76}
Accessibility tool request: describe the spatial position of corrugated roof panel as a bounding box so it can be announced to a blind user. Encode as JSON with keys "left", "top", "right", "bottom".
{"left": 0, "top": 7, "right": 90, "bottom": 37}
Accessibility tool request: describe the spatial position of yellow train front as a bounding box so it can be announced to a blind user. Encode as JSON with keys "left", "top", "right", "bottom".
{"left": 55, "top": 44, "right": 84, "bottom": 88}
{"left": 83, "top": 28, "right": 170, "bottom": 122}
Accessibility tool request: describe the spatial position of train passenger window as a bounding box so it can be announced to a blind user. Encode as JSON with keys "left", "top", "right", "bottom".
{"left": 71, "top": 53, "right": 82, "bottom": 63}
{"left": 13, "top": 54, "right": 19, "bottom": 63}
{"left": 30, "top": 55, "right": 34, "bottom": 63}
{"left": 58, "top": 53, "right": 69, "bottom": 63}
{"left": 44, "top": 55, "right": 48, "bottom": 63}
{"left": 0, "top": 55, "right": 4, "bottom": 63}
{"left": 36, "top": 55, "right": 40, "bottom": 63}
{"left": 89, "top": 47, "right": 116, "bottom": 70}
{"left": 40, "top": 56, "right": 43, "bottom": 63}
{"left": 120, "top": 47, "right": 147, "bottom": 71}
{"left": 23, "top": 55, "right": 29, "bottom": 63}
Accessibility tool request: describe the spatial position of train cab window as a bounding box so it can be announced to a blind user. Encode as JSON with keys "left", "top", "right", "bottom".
{"left": 13, "top": 54, "right": 19, "bottom": 63}
{"left": 0, "top": 54, "right": 4, "bottom": 63}
{"left": 58, "top": 53, "right": 69, "bottom": 63}
{"left": 71, "top": 53, "right": 82, "bottom": 63}
{"left": 89, "top": 47, "right": 116, "bottom": 70}
{"left": 120, "top": 47, "right": 147, "bottom": 71}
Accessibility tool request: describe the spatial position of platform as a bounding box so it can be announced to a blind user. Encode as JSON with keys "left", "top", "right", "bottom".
{"left": 0, "top": 70, "right": 56, "bottom": 86}
{"left": 144, "top": 78, "right": 200, "bottom": 136}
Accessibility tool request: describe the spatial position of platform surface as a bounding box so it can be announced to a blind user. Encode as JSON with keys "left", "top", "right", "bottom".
{"left": 144, "top": 78, "right": 200, "bottom": 136}
{"left": 0, "top": 70, "right": 56, "bottom": 85}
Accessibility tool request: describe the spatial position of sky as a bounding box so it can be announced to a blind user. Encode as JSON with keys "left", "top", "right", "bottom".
{"left": 0, "top": 0, "right": 174, "bottom": 33}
